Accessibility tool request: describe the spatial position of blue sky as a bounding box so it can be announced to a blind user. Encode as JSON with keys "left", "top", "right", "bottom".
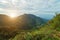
{"left": 0, "top": 0, "right": 60, "bottom": 19}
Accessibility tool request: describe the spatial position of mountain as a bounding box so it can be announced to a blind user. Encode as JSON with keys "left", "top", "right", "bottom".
{"left": 0, "top": 14, "right": 47, "bottom": 40}
{"left": 11, "top": 14, "right": 60, "bottom": 40}
{"left": 0, "top": 14, "right": 18, "bottom": 40}
{"left": 26, "top": 14, "right": 60, "bottom": 40}
{"left": 0, "top": 14, "right": 47, "bottom": 31}
{"left": 1, "top": 14, "right": 59, "bottom": 40}
{"left": 15, "top": 14, "right": 47, "bottom": 30}
{"left": 0, "top": 14, "right": 10, "bottom": 26}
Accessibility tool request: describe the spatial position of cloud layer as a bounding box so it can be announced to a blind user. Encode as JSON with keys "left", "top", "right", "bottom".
{"left": 0, "top": 0, "right": 60, "bottom": 17}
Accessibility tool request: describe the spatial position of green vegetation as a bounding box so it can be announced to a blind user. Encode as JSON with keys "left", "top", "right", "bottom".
{"left": 0, "top": 14, "right": 60, "bottom": 40}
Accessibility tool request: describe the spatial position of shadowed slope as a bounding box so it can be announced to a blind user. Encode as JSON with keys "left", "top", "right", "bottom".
{"left": 15, "top": 14, "right": 47, "bottom": 30}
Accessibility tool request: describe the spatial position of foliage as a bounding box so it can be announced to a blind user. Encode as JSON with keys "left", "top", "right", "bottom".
{"left": 0, "top": 14, "right": 60, "bottom": 40}
{"left": 12, "top": 14, "right": 60, "bottom": 40}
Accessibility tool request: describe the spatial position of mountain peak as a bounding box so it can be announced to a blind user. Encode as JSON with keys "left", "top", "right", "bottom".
{"left": 0, "top": 14, "right": 47, "bottom": 30}
{"left": 15, "top": 14, "right": 47, "bottom": 30}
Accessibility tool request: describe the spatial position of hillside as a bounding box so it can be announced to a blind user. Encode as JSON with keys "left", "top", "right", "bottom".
{"left": 0, "top": 14, "right": 10, "bottom": 26}
{"left": 0, "top": 14, "right": 46, "bottom": 29}
{"left": 0, "top": 14, "right": 47, "bottom": 40}
{"left": 11, "top": 14, "right": 60, "bottom": 40}
{"left": 30, "top": 14, "right": 60, "bottom": 40}
{"left": 15, "top": 14, "right": 46, "bottom": 30}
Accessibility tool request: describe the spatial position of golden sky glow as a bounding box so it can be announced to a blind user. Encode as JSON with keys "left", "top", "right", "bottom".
{"left": 8, "top": 13, "right": 17, "bottom": 18}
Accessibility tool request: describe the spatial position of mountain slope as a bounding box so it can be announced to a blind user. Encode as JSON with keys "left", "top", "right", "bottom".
{"left": 15, "top": 14, "right": 47, "bottom": 30}
{"left": 0, "top": 14, "right": 10, "bottom": 26}
{"left": 0, "top": 14, "right": 47, "bottom": 40}
{"left": 30, "top": 14, "right": 60, "bottom": 40}
{"left": 0, "top": 14, "right": 47, "bottom": 30}
{"left": 12, "top": 14, "right": 60, "bottom": 40}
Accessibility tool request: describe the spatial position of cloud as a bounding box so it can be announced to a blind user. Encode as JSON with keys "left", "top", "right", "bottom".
{"left": 0, "top": 0, "right": 8, "bottom": 4}
{"left": 0, "top": 0, "right": 60, "bottom": 15}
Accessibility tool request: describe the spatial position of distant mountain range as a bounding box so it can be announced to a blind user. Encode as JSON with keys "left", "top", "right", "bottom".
{"left": 0, "top": 14, "right": 60, "bottom": 40}
{"left": 0, "top": 14, "right": 48, "bottom": 40}
{"left": 32, "top": 13, "right": 55, "bottom": 20}
{"left": 0, "top": 14, "right": 47, "bottom": 30}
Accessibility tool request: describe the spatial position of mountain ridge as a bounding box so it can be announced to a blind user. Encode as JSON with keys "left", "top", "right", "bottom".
{"left": 0, "top": 14, "right": 47, "bottom": 30}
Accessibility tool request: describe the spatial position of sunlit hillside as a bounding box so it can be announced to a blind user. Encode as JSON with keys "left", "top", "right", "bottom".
{"left": 0, "top": 14, "right": 47, "bottom": 40}
{"left": 11, "top": 14, "right": 60, "bottom": 40}
{"left": 10, "top": 14, "right": 60, "bottom": 40}
{"left": 0, "top": 13, "right": 60, "bottom": 40}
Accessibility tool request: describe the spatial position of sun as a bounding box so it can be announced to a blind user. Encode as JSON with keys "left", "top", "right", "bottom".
{"left": 8, "top": 13, "right": 17, "bottom": 18}
{"left": 10, "top": 14, "right": 16, "bottom": 18}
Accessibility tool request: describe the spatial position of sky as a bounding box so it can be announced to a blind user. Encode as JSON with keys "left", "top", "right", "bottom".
{"left": 0, "top": 0, "right": 60, "bottom": 19}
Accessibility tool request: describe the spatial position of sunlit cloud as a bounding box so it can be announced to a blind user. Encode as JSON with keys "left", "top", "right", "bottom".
{"left": 0, "top": 0, "right": 60, "bottom": 15}
{"left": 1, "top": 0, "right": 8, "bottom": 4}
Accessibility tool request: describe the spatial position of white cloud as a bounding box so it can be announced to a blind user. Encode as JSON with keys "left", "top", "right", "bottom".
{"left": 1, "top": 0, "right": 8, "bottom": 4}
{"left": 0, "top": 0, "right": 60, "bottom": 15}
